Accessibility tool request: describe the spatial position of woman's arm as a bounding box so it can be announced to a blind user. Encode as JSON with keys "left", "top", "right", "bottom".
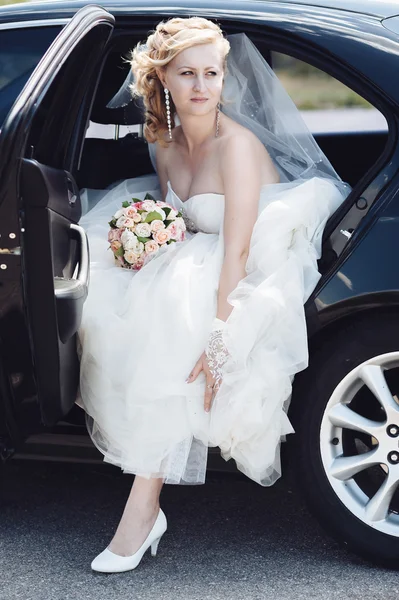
{"left": 216, "top": 133, "right": 264, "bottom": 321}
{"left": 187, "top": 133, "right": 278, "bottom": 411}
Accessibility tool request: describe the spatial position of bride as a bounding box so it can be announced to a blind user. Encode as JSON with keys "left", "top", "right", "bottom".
{"left": 77, "top": 16, "right": 350, "bottom": 573}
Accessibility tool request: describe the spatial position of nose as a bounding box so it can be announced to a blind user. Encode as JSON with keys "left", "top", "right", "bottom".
{"left": 193, "top": 75, "right": 207, "bottom": 93}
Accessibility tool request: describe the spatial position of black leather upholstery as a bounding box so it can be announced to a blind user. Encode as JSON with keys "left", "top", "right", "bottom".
{"left": 77, "top": 48, "right": 154, "bottom": 190}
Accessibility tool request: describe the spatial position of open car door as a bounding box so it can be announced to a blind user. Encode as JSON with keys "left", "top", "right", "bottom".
{"left": 0, "top": 5, "right": 114, "bottom": 429}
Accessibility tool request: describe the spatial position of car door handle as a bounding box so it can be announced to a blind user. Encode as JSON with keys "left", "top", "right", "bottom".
{"left": 53, "top": 224, "right": 90, "bottom": 343}
{"left": 70, "top": 223, "right": 90, "bottom": 292}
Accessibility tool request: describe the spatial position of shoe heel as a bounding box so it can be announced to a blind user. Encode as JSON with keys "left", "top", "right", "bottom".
{"left": 150, "top": 535, "right": 162, "bottom": 557}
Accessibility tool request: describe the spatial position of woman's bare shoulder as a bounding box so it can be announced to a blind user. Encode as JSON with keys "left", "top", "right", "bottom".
{"left": 218, "top": 121, "right": 280, "bottom": 184}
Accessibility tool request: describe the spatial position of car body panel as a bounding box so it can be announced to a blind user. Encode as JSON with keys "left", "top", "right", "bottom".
{"left": 382, "top": 14, "right": 399, "bottom": 35}
{"left": 2, "top": 0, "right": 399, "bottom": 22}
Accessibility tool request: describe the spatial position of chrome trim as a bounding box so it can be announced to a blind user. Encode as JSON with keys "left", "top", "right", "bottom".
{"left": 0, "top": 19, "right": 68, "bottom": 31}
{"left": 0, "top": 246, "right": 21, "bottom": 255}
{"left": 340, "top": 229, "right": 353, "bottom": 239}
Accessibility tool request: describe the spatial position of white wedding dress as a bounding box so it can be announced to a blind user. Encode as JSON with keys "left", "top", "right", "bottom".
{"left": 76, "top": 169, "right": 346, "bottom": 486}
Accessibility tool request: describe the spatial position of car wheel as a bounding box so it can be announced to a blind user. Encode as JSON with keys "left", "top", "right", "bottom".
{"left": 293, "top": 312, "right": 399, "bottom": 567}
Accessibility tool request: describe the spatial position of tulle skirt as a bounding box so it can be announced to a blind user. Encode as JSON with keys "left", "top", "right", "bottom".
{"left": 76, "top": 173, "right": 347, "bottom": 486}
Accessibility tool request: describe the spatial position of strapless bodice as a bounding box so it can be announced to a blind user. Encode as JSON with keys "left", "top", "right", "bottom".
{"left": 166, "top": 180, "right": 225, "bottom": 234}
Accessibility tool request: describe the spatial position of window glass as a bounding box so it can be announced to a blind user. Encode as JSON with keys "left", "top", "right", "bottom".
{"left": 271, "top": 52, "right": 387, "bottom": 134}
{"left": 0, "top": 26, "right": 61, "bottom": 126}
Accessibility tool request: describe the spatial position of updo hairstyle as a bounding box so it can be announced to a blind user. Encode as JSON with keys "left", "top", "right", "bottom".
{"left": 127, "top": 17, "right": 230, "bottom": 146}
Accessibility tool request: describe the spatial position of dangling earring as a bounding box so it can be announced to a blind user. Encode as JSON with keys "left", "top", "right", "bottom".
{"left": 215, "top": 102, "right": 221, "bottom": 138}
{"left": 164, "top": 87, "right": 172, "bottom": 140}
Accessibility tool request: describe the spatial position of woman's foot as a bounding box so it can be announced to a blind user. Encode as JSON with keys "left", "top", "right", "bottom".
{"left": 91, "top": 507, "right": 167, "bottom": 572}
{"left": 107, "top": 501, "right": 161, "bottom": 557}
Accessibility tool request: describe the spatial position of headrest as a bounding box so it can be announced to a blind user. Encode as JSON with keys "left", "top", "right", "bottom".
{"left": 91, "top": 50, "right": 145, "bottom": 126}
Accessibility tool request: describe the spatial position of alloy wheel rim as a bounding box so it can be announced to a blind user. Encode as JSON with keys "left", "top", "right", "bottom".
{"left": 320, "top": 351, "right": 399, "bottom": 536}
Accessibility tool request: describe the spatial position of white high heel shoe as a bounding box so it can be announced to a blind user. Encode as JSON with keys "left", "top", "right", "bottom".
{"left": 91, "top": 508, "right": 167, "bottom": 573}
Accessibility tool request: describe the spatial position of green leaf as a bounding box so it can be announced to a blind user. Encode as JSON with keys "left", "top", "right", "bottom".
{"left": 122, "top": 201, "right": 130, "bottom": 208}
{"left": 163, "top": 207, "right": 171, "bottom": 217}
{"left": 114, "top": 246, "right": 124, "bottom": 257}
{"left": 144, "top": 211, "right": 162, "bottom": 223}
{"left": 144, "top": 192, "right": 156, "bottom": 201}
{"left": 136, "top": 236, "right": 150, "bottom": 243}
{"left": 164, "top": 220, "right": 173, "bottom": 227}
{"left": 108, "top": 220, "right": 117, "bottom": 228}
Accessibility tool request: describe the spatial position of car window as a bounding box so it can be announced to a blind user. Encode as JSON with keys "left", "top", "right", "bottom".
{"left": 271, "top": 51, "right": 388, "bottom": 134}
{"left": 78, "top": 41, "right": 390, "bottom": 194}
{"left": 0, "top": 26, "right": 61, "bottom": 127}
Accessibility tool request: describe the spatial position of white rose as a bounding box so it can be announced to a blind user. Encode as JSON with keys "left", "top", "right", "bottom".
{"left": 124, "top": 250, "right": 139, "bottom": 264}
{"left": 116, "top": 214, "right": 128, "bottom": 227}
{"left": 174, "top": 217, "right": 186, "bottom": 231}
{"left": 114, "top": 208, "right": 125, "bottom": 219}
{"left": 121, "top": 229, "right": 136, "bottom": 247}
{"left": 167, "top": 208, "right": 177, "bottom": 219}
{"left": 141, "top": 200, "right": 156, "bottom": 212}
{"left": 135, "top": 222, "right": 152, "bottom": 238}
{"left": 136, "top": 241, "right": 145, "bottom": 255}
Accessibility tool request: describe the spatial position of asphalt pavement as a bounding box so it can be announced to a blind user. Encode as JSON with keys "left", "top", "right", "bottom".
{"left": 0, "top": 459, "right": 398, "bottom": 600}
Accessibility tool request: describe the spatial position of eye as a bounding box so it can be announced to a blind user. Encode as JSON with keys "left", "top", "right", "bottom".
{"left": 207, "top": 71, "right": 218, "bottom": 76}
{"left": 181, "top": 70, "right": 194, "bottom": 75}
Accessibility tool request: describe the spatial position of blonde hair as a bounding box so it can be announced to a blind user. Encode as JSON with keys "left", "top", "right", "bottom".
{"left": 127, "top": 17, "right": 230, "bottom": 147}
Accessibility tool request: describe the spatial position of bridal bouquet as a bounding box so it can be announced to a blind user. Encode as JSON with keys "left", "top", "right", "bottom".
{"left": 108, "top": 193, "right": 186, "bottom": 270}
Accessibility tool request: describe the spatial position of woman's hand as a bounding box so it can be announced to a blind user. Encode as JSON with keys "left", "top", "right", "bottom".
{"left": 186, "top": 318, "right": 230, "bottom": 413}
{"left": 186, "top": 351, "right": 218, "bottom": 413}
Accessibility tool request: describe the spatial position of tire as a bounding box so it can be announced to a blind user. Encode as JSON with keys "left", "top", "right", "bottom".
{"left": 292, "top": 311, "right": 399, "bottom": 568}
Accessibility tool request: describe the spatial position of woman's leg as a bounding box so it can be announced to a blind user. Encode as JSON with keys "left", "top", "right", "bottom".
{"left": 108, "top": 475, "right": 165, "bottom": 556}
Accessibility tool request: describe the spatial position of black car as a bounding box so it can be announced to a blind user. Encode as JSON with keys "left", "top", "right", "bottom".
{"left": 1, "top": 0, "right": 399, "bottom": 568}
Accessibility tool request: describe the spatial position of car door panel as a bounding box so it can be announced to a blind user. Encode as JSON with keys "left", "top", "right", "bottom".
{"left": 0, "top": 5, "right": 114, "bottom": 430}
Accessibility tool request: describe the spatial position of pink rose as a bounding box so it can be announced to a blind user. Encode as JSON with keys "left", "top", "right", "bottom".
{"left": 144, "top": 240, "right": 159, "bottom": 255}
{"left": 110, "top": 240, "right": 122, "bottom": 253}
{"left": 166, "top": 222, "right": 179, "bottom": 239}
{"left": 114, "top": 228, "right": 123, "bottom": 241}
{"left": 154, "top": 229, "right": 171, "bottom": 245}
{"left": 123, "top": 217, "right": 136, "bottom": 229}
{"left": 132, "top": 213, "right": 142, "bottom": 223}
{"left": 150, "top": 220, "right": 165, "bottom": 233}
{"left": 108, "top": 229, "right": 118, "bottom": 243}
{"left": 124, "top": 206, "right": 138, "bottom": 218}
